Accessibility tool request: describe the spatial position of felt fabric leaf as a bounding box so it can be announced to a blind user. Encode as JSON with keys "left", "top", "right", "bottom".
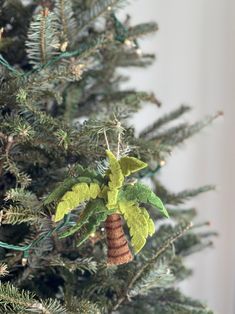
{"left": 44, "top": 164, "right": 102, "bottom": 206}
{"left": 119, "top": 201, "right": 154, "bottom": 253}
{"left": 59, "top": 199, "right": 107, "bottom": 238}
{"left": 141, "top": 206, "right": 155, "bottom": 236}
{"left": 89, "top": 183, "right": 101, "bottom": 199}
{"left": 107, "top": 189, "right": 119, "bottom": 209}
{"left": 106, "top": 150, "right": 124, "bottom": 209}
{"left": 99, "top": 185, "right": 109, "bottom": 200}
{"left": 119, "top": 156, "right": 148, "bottom": 177}
{"left": 76, "top": 212, "right": 108, "bottom": 247}
{"left": 119, "top": 183, "right": 169, "bottom": 218}
{"left": 54, "top": 182, "right": 101, "bottom": 222}
{"left": 44, "top": 177, "right": 80, "bottom": 205}
{"left": 44, "top": 174, "right": 99, "bottom": 206}
{"left": 74, "top": 164, "right": 103, "bottom": 182}
{"left": 106, "top": 150, "right": 124, "bottom": 190}
{"left": 76, "top": 177, "right": 92, "bottom": 184}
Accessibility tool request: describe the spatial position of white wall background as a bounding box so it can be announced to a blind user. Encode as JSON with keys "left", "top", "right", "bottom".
{"left": 121, "top": 1, "right": 235, "bottom": 313}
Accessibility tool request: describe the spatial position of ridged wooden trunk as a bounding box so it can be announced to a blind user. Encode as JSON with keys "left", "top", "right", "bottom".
{"left": 105, "top": 214, "right": 133, "bottom": 265}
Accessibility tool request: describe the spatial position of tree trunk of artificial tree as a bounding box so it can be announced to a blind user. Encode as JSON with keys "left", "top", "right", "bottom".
{"left": 105, "top": 213, "right": 133, "bottom": 265}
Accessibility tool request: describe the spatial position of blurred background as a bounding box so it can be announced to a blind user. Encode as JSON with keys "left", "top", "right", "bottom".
{"left": 120, "top": 1, "right": 235, "bottom": 313}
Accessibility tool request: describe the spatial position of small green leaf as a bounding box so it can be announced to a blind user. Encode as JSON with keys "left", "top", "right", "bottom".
{"left": 59, "top": 199, "right": 107, "bottom": 238}
{"left": 76, "top": 177, "right": 92, "bottom": 184}
{"left": 99, "top": 185, "right": 109, "bottom": 200}
{"left": 44, "top": 177, "right": 79, "bottom": 205}
{"left": 54, "top": 182, "right": 101, "bottom": 222}
{"left": 90, "top": 183, "right": 101, "bottom": 199}
{"left": 75, "top": 165, "right": 103, "bottom": 182}
{"left": 119, "top": 156, "right": 148, "bottom": 177}
{"left": 106, "top": 150, "right": 124, "bottom": 209}
{"left": 76, "top": 212, "right": 108, "bottom": 247}
{"left": 141, "top": 206, "right": 155, "bottom": 236}
{"left": 43, "top": 169, "right": 101, "bottom": 206}
{"left": 107, "top": 189, "right": 119, "bottom": 209}
{"left": 148, "top": 191, "right": 169, "bottom": 218}
{"left": 119, "top": 183, "right": 169, "bottom": 218}
{"left": 119, "top": 201, "right": 154, "bottom": 253}
{"left": 106, "top": 150, "right": 124, "bottom": 190}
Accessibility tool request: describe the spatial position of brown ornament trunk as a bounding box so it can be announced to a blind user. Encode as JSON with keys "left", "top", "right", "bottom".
{"left": 105, "top": 213, "right": 133, "bottom": 265}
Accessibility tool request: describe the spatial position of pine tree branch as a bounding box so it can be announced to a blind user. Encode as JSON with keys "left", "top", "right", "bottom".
{"left": 127, "top": 22, "right": 158, "bottom": 39}
{"left": 153, "top": 179, "right": 215, "bottom": 205}
{"left": 54, "top": 0, "right": 77, "bottom": 49}
{"left": 0, "top": 133, "right": 16, "bottom": 177}
{"left": 140, "top": 105, "right": 191, "bottom": 138}
{"left": 152, "top": 111, "right": 223, "bottom": 148}
{"left": 78, "top": 0, "right": 126, "bottom": 33}
{"left": 0, "top": 282, "right": 66, "bottom": 313}
{"left": 111, "top": 222, "right": 193, "bottom": 312}
{"left": 26, "top": 7, "right": 59, "bottom": 68}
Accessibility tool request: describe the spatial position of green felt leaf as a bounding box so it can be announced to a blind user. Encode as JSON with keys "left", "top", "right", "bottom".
{"left": 76, "top": 212, "right": 108, "bottom": 247}
{"left": 119, "top": 183, "right": 169, "bottom": 218}
{"left": 90, "top": 183, "right": 101, "bottom": 198}
{"left": 141, "top": 206, "right": 155, "bottom": 236}
{"left": 119, "top": 156, "right": 148, "bottom": 177}
{"left": 119, "top": 201, "right": 155, "bottom": 253}
{"left": 76, "top": 177, "right": 92, "bottom": 184}
{"left": 99, "top": 185, "right": 109, "bottom": 200}
{"left": 74, "top": 164, "right": 102, "bottom": 182}
{"left": 44, "top": 165, "right": 101, "bottom": 206}
{"left": 59, "top": 199, "right": 107, "bottom": 238}
{"left": 54, "top": 182, "right": 101, "bottom": 222}
{"left": 107, "top": 189, "right": 119, "bottom": 209}
{"left": 44, "top": 177, "right": 79, "bottom": 205}
{"left": 106, "top": 150, "right": 124, "bottom": 209}
{"left": 106, "top": 150, "right": 124, "bottom": 190}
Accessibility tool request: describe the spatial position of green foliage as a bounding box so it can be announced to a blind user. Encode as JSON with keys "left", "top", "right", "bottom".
{"left": 119, "top": 156, "right": 147, "bottom": 176}
{"left": 44, "top": 177, "right": 81, "bottom": 205}
{"left": 119, "top": 201, "right": 155, "bottom": 253}
{"left": 155, "top": 288, "right": 213, "bottom": 314}
{"left": 59, "top": 199, "right": 107, "bottom": 238}
{"left": 119, "top": 183, "right": 169, "bottom": 218}
{"left": 76, "top": 211, "right": 108, "bottom": 247}
{"left": 106, "top": 149, "right": 124, "bottom": 209}
{"left": 106, "top": 150, "right": 148, "bottom": 209}
{"left": 78, "top": 0, "right": 126, "bottom": 32}
{"left": 128, "top": 263, "right": 175, "bottom": 297}
{"left": 0, "top": 282, "right": 66, "bottom": 313}
{"left": 53, "top": 150, "right": 166, "bottom": 254}
{"left": 50, "top": 256, "right": 98, "bottom": 274}
{"left": 54, "top": 0, "right": 77, "bottom": 50}
{"left": 107, "top": 222, "right": 193, "bottom": 312}
{"left": 66, "top": 298, "right": 101, "bottom": 314}
{"left": 109, "top": 151, "right": 165, "bottom": 252}
{"left": 55, "top": 182, "right": 101, "bottom": 222}
{"left": 0, "top": 0, "right": 218, "bottom": 313}
{"left": 2, "top": 188, "right": 40, "bottom": 224}
{"left": 153, "top": 180, "right": 215, "bottom": 205}
{"left": 121, "top": 289, "right": 213, "bottom": 314}
{"left": 128, "top": 22, "right": 159, "bottom": 39}
{"left": 101, "top": 91, "right": 161, "bottom": 111}
{"left": 2, "top": 204, "right": 39, "bottom": 225}
{"left": 46, "top": 173, "right": 94, "bottom": 203}
{"left": 151, "top": 113, "right": 222, "bottom": 149}
{"left": 140, "top": 105, "right": 191, "bottom": 139}
{"left": 26, "top": 7, "right": 59, "bottom": 68}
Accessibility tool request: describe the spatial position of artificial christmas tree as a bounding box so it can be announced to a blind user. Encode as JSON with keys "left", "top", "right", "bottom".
{"left": 0, "top": 0, "right": 219, "bottom": 313}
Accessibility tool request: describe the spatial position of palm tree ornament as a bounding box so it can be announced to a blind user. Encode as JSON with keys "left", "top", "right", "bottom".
{"left": 49, "top": 131, "right": 169, "bottom": 265}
